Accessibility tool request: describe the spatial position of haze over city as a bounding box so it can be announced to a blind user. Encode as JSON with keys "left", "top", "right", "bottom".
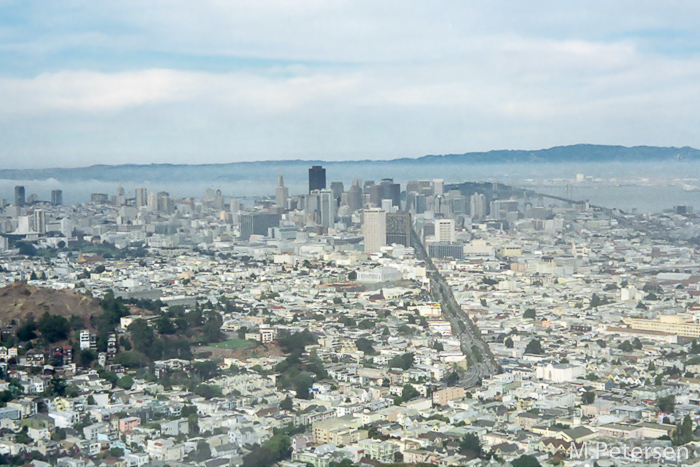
{"left": 2, "top": 3, "right": 700, "bottom": 467}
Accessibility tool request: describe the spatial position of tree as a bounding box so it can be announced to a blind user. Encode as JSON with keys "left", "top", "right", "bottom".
{"left": 618, "top": 340, "right": 634, "bottom": 352}
{"left": 156, "top": 315, "right": 176, "bottom": 335}
{"left": 294, "top": 375, "right": 314, "bottom": 400}
{"left": 632, "top": 337, "right": 642, "bottom": 350}
{"left": 195, "top": 440, "right": 211, "bottom": 462}
{"left": 355, "top": 337, "right": 376, "bottom": 355}
{"left": 505, "top": 337, "right": 514, "bottom": 348}
{"left": 655, "top": 374, "right": 663, "bottom": 386}
{"left": 37, "top": 312, "right": 70, "bottom": 342}
{"left": 119, "top": 336, "right": 132, "bottom": 351}
{"left": 657, "top": 395, "right": 676, "bottom": 413}
{"left": 524, "top": 339, "right": 543, "bottom": 355}
{"left": 109, "top": 447, "right": 124, "bottom": 458}
{"left": 17, "top": 242, "right": 37, "bottom": 256}
{"left": 581, "top": 391, "right": 596, "bottom": 405}
{"left": 446, "top": 372, "right": 460, "bottom": 386}
{"left": 523, "top": 308, "right": 536, "bottom": 319}
{"left": 433, "top": 341, "right": 444, "bottom": 352}
{"left": 512, "top": 455, "right": 541, "bottom": 467}
{"left": 48, "top": 376, "right": 67, "bottom": 397}
{"left": 193, "top": 360, "right": 220, "bottom": 380}
{"left": 279, "top": 396, "right": 293, "bottom": 411}
{"left": 194, "top": 384, "right": 223, "bottom": 400}
{"left": 401, "top": 384, "right": 420, "bottom": 401}
{"left": 388, "top": 352, "right": 414, "bottom": 370}
{"left": 590, "top": 294, "right": 602, "bottom": 308}
{"left": 116, "top": 375, "right": 134, "bottom": 390}
{"left": 672, "top": 415, "right": 693, "bottom": 445}
{"left": 458, "top": 433, "right": 482, "bottom": 458}
{"left": 17, "top": 319, "right": 37, "bottom": 342}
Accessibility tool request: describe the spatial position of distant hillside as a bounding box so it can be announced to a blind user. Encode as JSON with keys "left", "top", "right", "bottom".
{"left": 0, "top": 144, "right": 697, "bottom": 182}
{"left": 0, "top": 282, "right": 103, "bottom": 325}
{"left": 410, "top": 144, "right": 700, "bottom": 165}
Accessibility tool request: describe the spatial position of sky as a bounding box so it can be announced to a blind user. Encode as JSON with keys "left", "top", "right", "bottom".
{"left": 1, "top": 0, "right": 700, "bottom": 169}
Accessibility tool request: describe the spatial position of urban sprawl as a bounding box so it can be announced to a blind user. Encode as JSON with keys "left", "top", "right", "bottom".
{"left": 0, "top": 167, "right": 699, "bottom": 467}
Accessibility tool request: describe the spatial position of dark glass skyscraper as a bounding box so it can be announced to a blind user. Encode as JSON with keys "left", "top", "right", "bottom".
{"left": 14, "top": 186, "right": 25, "bottom": 206}
{"left": 51, "top": 189, "right": 63, "bottom": 205}
{"left": 308, "top": 165, "right": 326, "bottom": 193}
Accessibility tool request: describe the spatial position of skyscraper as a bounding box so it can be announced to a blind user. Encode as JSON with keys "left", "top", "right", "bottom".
{"left": 135, "top": 187, "right": 148, "bottom": 208}
{"left": 363, "top": 208, "right": 386, "bottom": 253}
{"left": 347, "top": 183, "right": 363, "bottom": 213}
{"left": 386, "top": 212, "right": 411, "bottom": 247}
{"left": 319, "top": 189, "right": 335, "bottom": 228}
{"left": 308, "top": 166, "right": 326, "bottom": 193}
{"left": 51, "top": 189, "right": 63, "bottom": 206}
{"left": 240, "top": 213, "right": 281, "bottom": 240}
{"left": 33, "top": 209, "right": 46, "bottom": 234}
{"left": 14, "top": 186, "right": 25, "bottom": 206}
{"left": 435, "top": 218, "right": 456, "bottom": 243}
{"left": 276, "top": 172, "right": 289, "bottom": 209}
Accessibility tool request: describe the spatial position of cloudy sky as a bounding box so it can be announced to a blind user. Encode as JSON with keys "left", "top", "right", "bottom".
{"left": 1, "top": 1, "right": 699, "bottom": 168}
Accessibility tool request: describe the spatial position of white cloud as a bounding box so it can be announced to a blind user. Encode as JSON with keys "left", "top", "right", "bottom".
{"left": 1, "top": 1, "right": 700, "bottom": 167}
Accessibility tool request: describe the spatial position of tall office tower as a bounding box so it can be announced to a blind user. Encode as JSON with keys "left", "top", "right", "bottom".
{"left": 213, "top": 189, "right": 224, "bottom": 210}
{"left": 368, "top": 184, "right": 382, "bottom": 207}
{"left": 406, "top": 180, "right": 421, "bottom": 194}
{"left": 433, "top": 179, "right": 444, "bottom": 196}
{"left": 347, "top": 183, "right": 363, "bottom": 212}
{"left": 240, "top": 212, "right": 281, "bottom": 240}
{"left": 363, "top": 180, "right": 375, "bottom": 194}
{"left": 116, "top": 186, "right": 126, "bottom": 206}
{"left": 490, "top": 199, "right": 518, "bottom": 220}
{"left": 370, "top": 179, "right": 401, "bottom": 209}
{"left": 379, "top": 178, "right": 401, "bottom": 208}
{"left": 276, "top": 172, "right": 289, "bottom": 209}
{"left": 135, "top": 187, "right": 148, "bottom": 208}
{"left": 363, "top": 208, "right": 387, "bottom": 253}
{"left": 330, "top": 181, "right": 344, "bottom": 205}
{"left": 204, "top": 188, "right": 216, "bottom": 202}
{"left": 305, "top": 191, "right": 320, "bottom": 224}
{"left": 51, "top": 190, "right": 63, "bottom": 206}
{"left": 434, "top": 218, "right": 456, "bottom": 243}
{"left": 230, "top": 198, "right": 241, "bottom": 213}
{"left": 90, "top": 193, "right": 109, "bottom": 204}
{"left": 14, "top": 186, "right": 25, "bottom": 206}
{"left": 147, "top": 192, "right": 158, "bottom": 210}
{"left": 308, "top": 165, "right": 326, "bottom": 193}
{"left": 470, "top": 192, "right": 486, "bottom": 220}
{"left": 33, "top": 209, "right": 46, "bottom": 235}
{"left": 156, "top": 192, "right": 173, "bottom": 213}
{"left": 319, "top": 189, "right": 335, "bottom": 228}
{"left": 386, "top": 212, "right": 411, "bottom": 247}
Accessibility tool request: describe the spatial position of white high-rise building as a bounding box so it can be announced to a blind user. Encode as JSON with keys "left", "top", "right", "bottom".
{"left": 435, "top": 218, "right": 455, "bottom": 243}
{"left": 276, "top": 173, "right": 289, "bottom": 209}
{"left": 433, "top": 179, "right": 444, "bottom": 196}
{"left": 363, "top": 208, "right": 386, "bottom": 253}
{"left": 135, "top": 187, "right": 148, "bottom": 208}
{"left": 470, "top": 193, "right": 486, "bottom": 220}
{"left": 319, "top": 190, "right": 334, "bottom": 228}
{"left": 33, "top": 209, "right": 46, "bottom": 235}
